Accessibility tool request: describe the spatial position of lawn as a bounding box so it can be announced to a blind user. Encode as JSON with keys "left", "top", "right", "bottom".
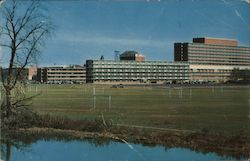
{"left": 25, "top": 84, "right": 250, "bottom": 134}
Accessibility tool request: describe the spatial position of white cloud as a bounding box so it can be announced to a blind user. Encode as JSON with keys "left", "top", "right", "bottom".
{"left": 234, "top": 9, "right": 246, "bottom": 23}
{"left": 242, "top": 0, "right": 250, "bottom": 4}
{"left": 57, "top": 33, "right": 168, "bottom": 48}
{"left": 220, "top": 0, "right": 232, "bottom": 5}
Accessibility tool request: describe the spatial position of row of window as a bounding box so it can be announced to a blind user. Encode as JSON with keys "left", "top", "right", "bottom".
{"left": 93, "top": 62, "right": 188, "bottom": 66}
{"left": 188, "top": 56, "right": 250, "bottom": 62}
{"left": 47, "top": 73, "right": 86, "bottom": 75}
{"left": 90, "top": 66, "right": 189, "bottom": 70}
{"left": 93, "top": 73, "right": 188, "bottom": 76}
{"left": 92, "top": 69, "right": 188, "bottom": 72}
{"left": 47, "top": 76, "right": 85, "bottom": 78}
{"left": 189, "top": 43, "right": 250, "bottom": 50}
{"left": 189, "top": 58, "right": 250, "bottom": 63}
{"left": 47, "top": 80, "right": 86, "bottom": 82}
{"left": 92, "top": 64, "right": 188, "bottom": 69}
{"left": 47, "top": 69, "right": 85, "bottom": 71}
{"left": 191, "top": 72, "right": 231, "bottom": 74}
{"left": 191, "top": 74, "right": 229, "bottom": 77}
{"left": 189, "top": 62, "right": 249, "bottom": 66}
{"left": 191, "top": 69, "right": 232, "bottom": 72}
{"left": 189, "top": 48, "right": 250, "bottom": 53}
{"left": 188, "top": 57, "right": 250, "bottom": 62}
{"left": 188, "top": 50, "right": 250, "bottom": 56}
{"left": 93, "top": 77, "right": 188, "bottom": 80}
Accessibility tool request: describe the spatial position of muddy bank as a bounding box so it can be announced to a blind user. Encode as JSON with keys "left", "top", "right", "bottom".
{"left": 2, "top": 126, "right": 249, "bottom": 160}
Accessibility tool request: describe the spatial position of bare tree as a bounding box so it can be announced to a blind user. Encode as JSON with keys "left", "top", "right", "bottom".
{"left": 0, "top": 0, "right": 53, "bottom": 121}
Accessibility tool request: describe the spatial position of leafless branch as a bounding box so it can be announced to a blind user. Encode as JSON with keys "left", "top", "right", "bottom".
{"left": 12, "top": 93, "right": 40, "bottom": 107}
{"left": 0, "top": 0, "right": 53, "bottom": 118}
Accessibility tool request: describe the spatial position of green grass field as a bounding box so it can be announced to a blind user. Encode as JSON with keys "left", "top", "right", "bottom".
{"left": 24, "top": 84, "right": 250, "bottom": 134}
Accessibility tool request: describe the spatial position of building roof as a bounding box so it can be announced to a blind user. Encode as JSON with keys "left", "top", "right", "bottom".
{"left": 193, "top": 37, "right": 237, "bottom": 41}
{"left": 192, "top": 37, "right": 238, "bottom": 46}
{"left": 120, "top": 50, "right": 145, "bottom": 57}
{"left": 120, "top": 50, "right": 139, "bottom": 56}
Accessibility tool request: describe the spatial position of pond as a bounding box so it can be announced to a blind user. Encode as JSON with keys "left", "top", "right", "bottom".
{"left": 1, "top": 139, "right": 245, "bottom": 161}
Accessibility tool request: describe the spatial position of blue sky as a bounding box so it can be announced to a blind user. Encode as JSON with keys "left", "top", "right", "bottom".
{"left": 2, "top": 0, "right": 250, "bottom": 66}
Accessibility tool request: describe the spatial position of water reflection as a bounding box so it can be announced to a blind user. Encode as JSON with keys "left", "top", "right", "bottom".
{"left": 1, "top": 141, "right": 10, "bottom": 161}
{"left": 1, "top": 137, "right": 246, "bottom": 161}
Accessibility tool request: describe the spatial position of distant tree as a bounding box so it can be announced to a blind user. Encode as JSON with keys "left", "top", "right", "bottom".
{"left": 0, "top": 0, "right": 53, "bottom": 122}
{"left": 230, "top": 68, "right": 250, "bottom": 83}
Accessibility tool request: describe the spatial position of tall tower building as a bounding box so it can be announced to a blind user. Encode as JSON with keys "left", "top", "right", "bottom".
{"left": 174, "top": 37, "right": 249, "bottom": 66}
{"left": 174, "top": 37, "right": 250, "bottom": 82}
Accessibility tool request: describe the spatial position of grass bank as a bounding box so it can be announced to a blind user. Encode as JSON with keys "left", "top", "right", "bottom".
{"left": 2, "top": 114, "right": 250, "bottom": 159}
